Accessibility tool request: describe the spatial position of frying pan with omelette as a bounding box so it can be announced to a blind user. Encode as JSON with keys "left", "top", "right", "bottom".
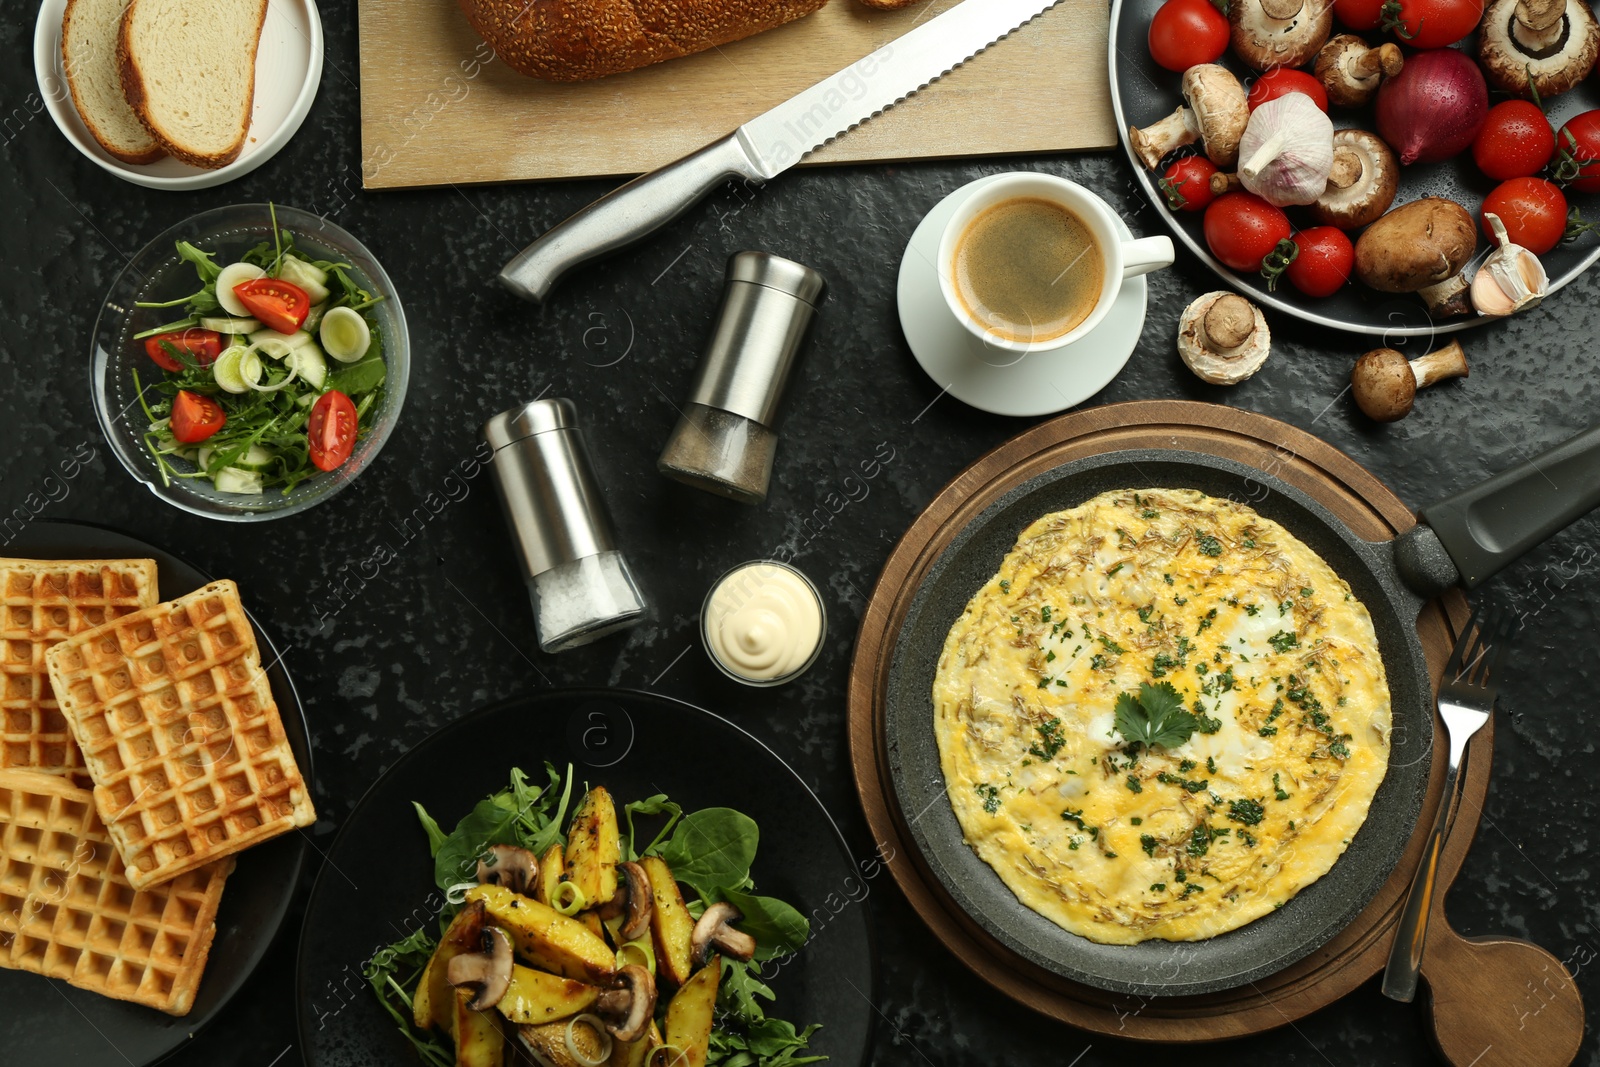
{"left": 884, "top": 425, "right": 1600, "bottom": 995}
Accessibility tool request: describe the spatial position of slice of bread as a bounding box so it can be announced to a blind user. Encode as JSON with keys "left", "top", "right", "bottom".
{"left": 117, "top": 0, "right": 269, "bottom": 170}
{"left": 61, "top": 0, "right": 165, "bottom": 164}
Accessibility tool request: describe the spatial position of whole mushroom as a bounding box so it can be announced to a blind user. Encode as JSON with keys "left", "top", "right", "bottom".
{"left": 446, "top": 926, "right": 515, "bottom": 1011}
{"left": 1353, "top": 198, "right": 1478, "bottom": 317}
{"left": 1350, "top": 341, "right": 1470, "bottom": 422}
{"left": 1230, "top": 0, "right": 1334, "bottom": 71}
{"left": 1177, "top": 292, "right": 1272, "bottom": 385}
{"left": 1129, "top": 64, "right": 1249, "bottom": 169}
{"left": 1479, "top": 0, "right": 1600, "bottom": 99}
{"left": 690, "top": 901, "right": 757, "bottom": 968}
{"left": 1309, "top": 130, "right": 1399, "bottom": 230}
{"left": 1315, "top": 34, "right": 1403, "bottom": 107}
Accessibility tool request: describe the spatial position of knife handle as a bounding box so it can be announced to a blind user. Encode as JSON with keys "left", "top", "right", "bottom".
{"left": 500, "top": 133, "right": 765, "bottom": 303}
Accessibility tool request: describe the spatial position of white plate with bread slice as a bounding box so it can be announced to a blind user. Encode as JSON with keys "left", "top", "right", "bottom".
{"left": 34, "top": 0, "right": 323, "bottom": 189}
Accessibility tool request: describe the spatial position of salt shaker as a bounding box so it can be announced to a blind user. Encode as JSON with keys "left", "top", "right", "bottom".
{"left": 483, "top": 399, "right": 646, "bottom": 653}
{"left": 657, "top": 252, "right": 826, "bottom": 504}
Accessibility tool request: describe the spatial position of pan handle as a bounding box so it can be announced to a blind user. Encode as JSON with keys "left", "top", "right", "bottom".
{"left": 1407, "top": 423, "right": 1600, "bottom": 592}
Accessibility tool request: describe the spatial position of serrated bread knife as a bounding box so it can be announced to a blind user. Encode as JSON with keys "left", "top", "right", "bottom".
{"left": 500, "top": 0, "right": 1065, "bottom": 303}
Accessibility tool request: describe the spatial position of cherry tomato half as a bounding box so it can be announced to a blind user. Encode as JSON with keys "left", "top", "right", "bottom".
{"left": 1556, "top": 110, "right": 1600, "bottom": 193}
{"left": 1203, "top": 192, "right": 1292, "bottom": 273}
{"left": 1473, "top": 101, "right": 1556, "bottom": 181}
{"left": 171, "top": 390, "right": 225, "bottom": 444}
{"left": 1383, "top": 0, "right": 1485, "bottom": 49}
{"left": 233, "top": 278, "right": 311, "bottom": 335}
{"left": 308, "top": 390, "right": 358, "bottom": 472}
{"left": 1148, "top": 0, "right": 1229, "bottom": 72}
{"left": 1247, "top": 69, "right": 1329, "bottom": 112}
{"left": 1334, "top": 0, "right": 1387, "bottom": 30}
{"left": 1482, "top": 177, "right": 1567, "bottom": 255}
{"left": 1285, "top": 227, "right": 1354, "bottom": 298}
{"left": 1161, "top": 156, "right": 1221, "bottom": 212}
{"left": 143, "top": 328, "right": 223, "bottom": 372}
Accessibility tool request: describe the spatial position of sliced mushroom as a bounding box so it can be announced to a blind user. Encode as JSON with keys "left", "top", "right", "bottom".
{"left": 1230, "top": 0, "right": 1334, "bottom": 71}
{"left": 617, "top": 861, "right": 654, "bottom": 941}
{"left": 594, "top": 964, "right": 656, "bottom": 1043}
{"left": 1129, "top": 65, "right": 1248, "bottom": 169}
{"left": 1177, "top": 293, "right": 1272, "bottom": 386}
{"left": 1350, "top": 341, "right": 1469, "bottom": 422}
{"left": 447, "top": 926, "right": 515, "bottom": 1011}
{"left": 1315, "top": 34, "right": 1403, "bottom": 107}
{"left": 1353, "top": 198, "right": 1477, "bottom": 317}
{"left": 1309, "top": 130, "right": 1399, "bottom": 230}
{"left": 477, "top": 844, "right": 540, "bottom": 896}
{"left": 690, "top": 902, "right": 757, "bottom": 968}
{"left": 1479, "top": 0, "right": 1600, "bottom": 99}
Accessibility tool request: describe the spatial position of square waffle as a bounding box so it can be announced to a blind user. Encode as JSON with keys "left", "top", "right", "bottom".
{"left": 0, "top": 768, "right": 232, "bottom": 1015}
{"left": 45, "top": 579, "right": 315, "bottom": 891}
{"left": 0, "top": 559, "right": 159, "bottom": 785}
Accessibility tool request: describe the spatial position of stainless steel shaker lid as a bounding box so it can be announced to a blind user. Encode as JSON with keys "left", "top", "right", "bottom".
{"left": 685, "top": 252, "right": 826, "bottom": 428}
{"left": 482, "top": 398, "right": 617, "bottom": 578}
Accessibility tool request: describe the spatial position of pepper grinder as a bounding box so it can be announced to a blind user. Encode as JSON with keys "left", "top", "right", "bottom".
{"left": 657, "top": 252, "right": 826, "bottom": 504}
{"left": 483, "top": 399, "right": 647, "bottom": 653}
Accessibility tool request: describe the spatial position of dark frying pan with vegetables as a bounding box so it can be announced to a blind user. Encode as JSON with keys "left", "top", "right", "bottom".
{"left": 882, "top": 424, "right": 1600, "bottom": 995}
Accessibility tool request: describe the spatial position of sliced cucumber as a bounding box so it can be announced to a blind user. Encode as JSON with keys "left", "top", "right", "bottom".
{"left": 319, "top": 306, "right": 372, "bottom": 363}
{"left": 213, "top": 467, "right": 264, "bottom": 495}
{"left": 197, "top": 446, "right": 215, "bottom": 471}
{"left": 303, "top": 304, "right": 327, "bottom": 332}
{"left": 232, "top": 445, "right": 276, "bottom": 472}
{"left": 277, "top": 256, "right": 332, "bottom": 303}
{"left": 216, "top": 262, "right": 266, "bottom": 316}
{"left": 285, "top": 343, "right": 328, "bottom": 390}
{"left": 212, "top": 345, "right": 260, "bottom": 394}
{"left": 199, "top": 315, "right": 261, "bottom": 334}
{"left": 248, "top": 328, "right": 314, "bottom": 358}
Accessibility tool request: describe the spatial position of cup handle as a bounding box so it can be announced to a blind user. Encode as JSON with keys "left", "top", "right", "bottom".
{"left": 1121, "top": 236, "right": 1175, "bottom": 280}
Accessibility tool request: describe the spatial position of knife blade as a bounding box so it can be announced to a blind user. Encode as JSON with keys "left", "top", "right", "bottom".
{"left": 500, "top": 0, "right": 1065, "bottom": 303}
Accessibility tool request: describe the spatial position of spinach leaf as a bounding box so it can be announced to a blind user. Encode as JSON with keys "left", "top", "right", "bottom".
{"left": 425, "top": 764, "right": 573, "bottom": 892}
{"left": 656, "top": 808, "right": 759, "bottom": 900}
{"left": 412, "top": 802, "right": 447, "bottom": 857}
{"left": 722, "top": 888, "right": 809, "bottom": 961}
{"left": 328, "top": 353, "right": 387, "bottom": 397}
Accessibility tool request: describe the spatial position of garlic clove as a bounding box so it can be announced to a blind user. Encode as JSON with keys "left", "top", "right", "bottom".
{"left": 1471, "top": 211, "right": 1549, "bottom": 317}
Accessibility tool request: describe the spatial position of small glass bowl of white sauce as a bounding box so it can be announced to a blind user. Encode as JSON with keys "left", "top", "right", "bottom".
{"left": 700, "top": 560, "right": 827, "bottom": 687}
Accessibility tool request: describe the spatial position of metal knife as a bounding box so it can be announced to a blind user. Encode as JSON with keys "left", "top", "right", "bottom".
{"left": 500, "top": 0, "right": 1065, "bottom": 303}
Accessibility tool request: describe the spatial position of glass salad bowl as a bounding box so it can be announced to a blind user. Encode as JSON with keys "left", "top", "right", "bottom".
{"left": 92, "top": 204, "right": 410, "bottom": 521}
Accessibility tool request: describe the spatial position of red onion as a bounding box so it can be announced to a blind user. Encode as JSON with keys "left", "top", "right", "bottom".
{"left": 1376, "top": 49, "right": 1489, "bottom": 165}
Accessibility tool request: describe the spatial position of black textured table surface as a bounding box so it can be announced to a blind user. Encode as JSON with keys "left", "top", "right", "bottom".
{"left": 6, "top": 5, "right": 1599, "bottom": 1066}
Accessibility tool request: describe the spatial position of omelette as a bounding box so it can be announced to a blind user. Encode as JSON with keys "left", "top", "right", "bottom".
{"left": 933, "top": 488, "right": 1391, "bottom": 944}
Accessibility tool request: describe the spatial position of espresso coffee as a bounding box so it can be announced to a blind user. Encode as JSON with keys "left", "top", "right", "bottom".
{"left": 952, "top": 197, "right": 1105, "bottom": 343}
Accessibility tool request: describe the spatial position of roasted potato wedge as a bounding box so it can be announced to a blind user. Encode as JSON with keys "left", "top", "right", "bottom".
{"left": 664, "top": 961, "right": 719, "bottom": 1067}
{"left": 608, "top": 1021, "right": 663, "bottom": 1067}
{"left": 535, "top": 843, "right": 564, "bottom": 907}
{"left": 454, "top": 987, "right": 505, "bottom": 1067}
{"left": 518, "top": 1017, "right": 608, "bottom": 1067}
{"left": 565, "top": 787, "right": 620, "bottom": 908}
{"left": 466, "top": 884, "right": 616, "bottom": 984}
{"left": 414, "top": 901, "right": 486, "bottom": 1032}
{"left": 577, "top": 909, "right": 609, "bottom": 946}
{"left": 494, "top": 964, "right": 599, "bottom": 1025}
{"left": 641, "top": 855, "right": 694, "bottom": 987}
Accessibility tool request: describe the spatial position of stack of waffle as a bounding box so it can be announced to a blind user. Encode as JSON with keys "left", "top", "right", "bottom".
{"left": 0, "top": 564, "right": 314, "bottom": 1015}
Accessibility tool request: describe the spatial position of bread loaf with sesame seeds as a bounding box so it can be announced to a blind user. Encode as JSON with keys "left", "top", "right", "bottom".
{"left": 455, "top": 0, "right": 831, "bottom": 81}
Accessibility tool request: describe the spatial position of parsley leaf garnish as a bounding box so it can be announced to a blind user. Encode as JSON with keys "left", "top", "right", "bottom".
{"left": 1113, "top": 681, "right": 1197, "bottom": 749}
{"left": 1028, "top": 718, "right": 1066, "bottom": 761}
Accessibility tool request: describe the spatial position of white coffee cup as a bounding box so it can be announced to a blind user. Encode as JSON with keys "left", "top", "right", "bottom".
{"left": 937, "top": 173, "right": 1175, "bottom": 354}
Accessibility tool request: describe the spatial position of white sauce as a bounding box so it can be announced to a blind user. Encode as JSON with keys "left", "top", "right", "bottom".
{"left": 704, "top": 562, "right": 823, "bottom": 683}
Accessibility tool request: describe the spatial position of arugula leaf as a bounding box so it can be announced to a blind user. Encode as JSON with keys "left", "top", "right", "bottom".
{"left": 362, "top": 923, "right": 451, "bottom": 1067}
{"left": 1113, "top": 681, "right": 1198, "bottom": 749}
{"left": 175, "top": 240, "right": 222, "bottom": 283}
{"left": 718, "top": 956, "right": 778, "bottom": 1025}
{"left": 656, "top": 808, "right": 759, "bottom": 901}
{"left": 709, "top": 1016, "right": 825, "bottom": 1067}
{"left": 622, "top": 793, "right": 682, "bottom": 862}
{"left": 722, "top": 888, "right": 809, "bottom": 961}
{"left": 425, "top": 765, "right": 573, "bottom": 892}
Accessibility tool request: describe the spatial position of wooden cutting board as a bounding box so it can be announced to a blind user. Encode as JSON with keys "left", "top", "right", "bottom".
{"left": 355, "top": 0, "right": 1116, "bottom": 189}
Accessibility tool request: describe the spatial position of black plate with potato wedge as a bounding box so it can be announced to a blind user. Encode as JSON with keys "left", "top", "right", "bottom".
{"left": 295, "top": 689, "right": 874, "bottom": 1067}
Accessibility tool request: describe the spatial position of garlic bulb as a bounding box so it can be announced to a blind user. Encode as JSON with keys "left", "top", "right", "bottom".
{"left": 1237, "top": 93, "right": 1335, "bottom": 206}
{"left": 1471, "top": 212, "right": 1549, "bottom": 317}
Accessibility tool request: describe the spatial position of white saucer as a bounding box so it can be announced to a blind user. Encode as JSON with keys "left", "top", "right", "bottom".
{"left": 34, "top": 0, "right": 323, "bottom": 190}
{"left": 898, "top": 174, "right": 1149, "bottom": 418}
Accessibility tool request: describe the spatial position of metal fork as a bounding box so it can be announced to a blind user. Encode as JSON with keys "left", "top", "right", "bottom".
{"left": 1381, "top": 601, "right": 1517, "bottom": 1003}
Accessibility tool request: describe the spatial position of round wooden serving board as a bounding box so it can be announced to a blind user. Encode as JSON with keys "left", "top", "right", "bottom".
{"left": 847, "top": 401, "right": 1583, "bottom": 1062}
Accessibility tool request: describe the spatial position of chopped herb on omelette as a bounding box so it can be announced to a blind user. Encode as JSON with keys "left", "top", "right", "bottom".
{"left": 932, "top": 488, "right": 1391, "bottom": 944}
